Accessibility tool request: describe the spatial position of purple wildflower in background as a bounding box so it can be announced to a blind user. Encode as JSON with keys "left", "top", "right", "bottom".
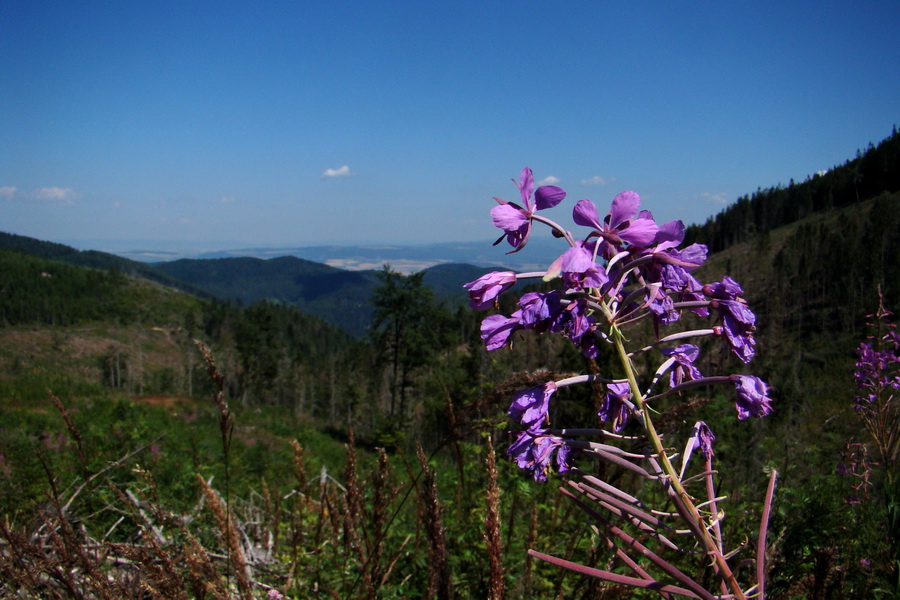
{"left": 661, "top": 344, "right": 703, "bottom": 387}
{"left": 599, "top": 382, "right": 632, "bottom": 432}
{"left": 731, "top": 374, "right": 773, "bottom": 419}
{"left": 507, "top": 428, "right": 572, "bottom": 482}
{"left": 464, "top": 271, "right": 517, "bottom": 310}
{"left": 491, "top": 167, "right": 566, "bottom": 252}
{"left": 508, "top": 382, "right": 558, "bottom": 429}
{"left": 854, "top": 326, "right": 900, "bottom": 408}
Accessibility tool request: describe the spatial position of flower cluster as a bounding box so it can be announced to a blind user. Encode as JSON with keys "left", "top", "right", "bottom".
{"left": 854, "top": 319, "right": 900, "bottom": 410}
{"left": 467, "top": 167, "right": 772, "bottom": 480}
{"left": 850, "top": 297, "right": 900, "bottom": 474}
{"left": 467, "top": 167, "right": 777, "bottom": 598}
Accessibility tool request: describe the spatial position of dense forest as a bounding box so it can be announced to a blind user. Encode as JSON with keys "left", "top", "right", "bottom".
{"left": 1, "top": 128, "right": 899, "bottom": 597}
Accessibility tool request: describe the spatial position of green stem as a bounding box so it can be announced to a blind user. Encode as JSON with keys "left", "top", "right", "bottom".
{"left": 611, "top": 325, "right": 747, "bottom": 600}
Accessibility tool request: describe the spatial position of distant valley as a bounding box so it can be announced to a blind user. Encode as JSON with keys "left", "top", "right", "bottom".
{"left": 109, "top": 237, "right": 566, "bottom": 275}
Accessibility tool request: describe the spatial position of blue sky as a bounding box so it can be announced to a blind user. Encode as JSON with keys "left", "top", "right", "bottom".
{"left": 2, "top": 1, "right": 898, "bottom": 253}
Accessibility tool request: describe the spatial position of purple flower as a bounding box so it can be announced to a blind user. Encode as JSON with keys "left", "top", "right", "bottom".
{"left": 705, "top": 277, "right": 757, "bottom": 363}
{"left": 507, "top": 427, "right": 572, "bottom": 482}
{"left": 647, "top": 287, "right": 680, "bottom": 327}
{"left": 599, "top": 382, "right": 633, "bottom": 432}
{"left": 555, "top": 297, "right": 595, "bottom": 345}
{"left": 731, "top": 375, "right": 773, "bottom": 419}
{"left": 854, "top": 328, "right": 900, "bottom": 409}
{"left": 491, "top": 167, "right": 566, "bottom": 253}
{"left": 572, "top": 192, "right": 659, "bottom": 257}
{"left": 704, "top": 276, "right": 743, "bottom": 300}
{"left": 720, "top": 313, "right": 757, "bottom": 363}
{"left": 508, "top": 382, "right": 558, "bottom": 428}
{"left": 559, "top": 244, "right": 609, "bottom": 291}
{"left": 694, "top": 421, "right": 715, "bottom": 459}
{"left": 648, "top": 237, "right": 708, "bottom": 297}
{"left": 464, "top": 271, "right": 517, "bottom": 310}
{"left": 660, "top": 344, "right": 703, "bottom": 388}
{"left": 480, "top": 314, "right": 521, "bottom": 351}
{"left": 517, "top": 291, "right": 563, "bottom": 332}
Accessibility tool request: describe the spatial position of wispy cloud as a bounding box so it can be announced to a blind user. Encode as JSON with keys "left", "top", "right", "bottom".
{"left": 581, "top": 175, "right": 614, "bottom": 186}
{"left": 32, "top": 187, "right": 81, "bottom": 204}
{"left": 220, "top": 196, "right": 236, "bottom": 203}
{"left": 537, "top": 175, "right": 560, "bottom": 186}
{"left": 322, "top": 165, "right": 352, "bottom": 178}
{"left": 700, "top": 192, "right": 729, "bottom": 206}
{"left": 0, "top": 186, "right": 16, "bottom": 200}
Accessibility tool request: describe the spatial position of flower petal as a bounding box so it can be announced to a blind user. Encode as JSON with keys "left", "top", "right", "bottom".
{"left": 534, "top": 185, "right": 566, "bottom": 210}
{"left": 573, "top": 199, "right": 603, "bottom": 229}
{"left": 619, "top": 216, "right": 659, "bottom": 247}
{"left": 491, "top": 203, "right": 528, "bottom": 231}
{"left": 608, "top": 191, "right": 641, "bottom": 229}
{"left": 518, "top": 167, "right": 535, "bottom": 210}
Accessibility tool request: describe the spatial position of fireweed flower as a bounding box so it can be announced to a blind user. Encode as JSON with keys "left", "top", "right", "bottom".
{"left": 572, "top": 192, "right": 659, "bottom": 258}
{"left": 472, "top": 168, "right": 776, "bottom": 599}
{"left": 731, "top": 374, "right": 773, "bottom": 419}
{"left": 599, "top": 382, "right": 633, "bottom": 432}
{"left": 660, "top": 344, "right": 703, "bottom": 388}
{"left": 704, "top": 277, "right": 757, "bottom": 363}
{"left": 559, "top": 244, "right": 609, "bottom": 291}
{"left": 517, "top": 291, "right": 563, "bottom": 332}
{"left": 507, "top": 427, "right": 572, "bottom": 482}
{"left": 554, "top": 297, "right": 595, "bottom": 345}
{"left": 508, "top": 382, "right": 558, "bottom": 429}
{"left": 854, "top": 327, "right": 900, "bottom": 408}
{"left": 480, "top": 314, "right": 521, "bottom": 351}
{"left": 464, "top": 271, "right": 517, "bottom": 310}
{"left": 695, "top": 421, "right": 716, "bottom": 459}
{"left": 491, "top": 167, "right": 566, "bottom": 252}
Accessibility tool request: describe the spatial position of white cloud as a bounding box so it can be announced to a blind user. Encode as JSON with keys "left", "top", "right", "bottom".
{"left": 220, "top": 196, "right": 236, "bottom": 203}
{"left": 581, "top": 175, "right": 613, "bottom": 186}
{"left": 700, "top": 192, "right": 729, "bottom": 206}
{"left": 32, "top": 187, "right": 81, "bottom": 203}
{"left": 537, "top": 175, "right": 560, "bottom": 186}
{"left": 0, "top": 186, "right": 16, "bottom": 200}
{"left": 322, "top": 165, "right": 352, "bottom": 178}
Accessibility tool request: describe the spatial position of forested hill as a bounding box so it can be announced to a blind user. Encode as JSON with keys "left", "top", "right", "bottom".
{"left": 0, "top": 231, "right": 207, "bottom": 296}
{"left": 0, "top": 231, "right": 493, "bottom": 335}
{"left": 684, "top": 127, "right": 900, "bottom": 252}
{"left": 152, "top": 258, "right": 493, "bottom": 335}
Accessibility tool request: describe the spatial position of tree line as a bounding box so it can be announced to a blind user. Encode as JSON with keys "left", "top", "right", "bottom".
{"left": 684, "top": 126, "right": 900, "bottom": 252}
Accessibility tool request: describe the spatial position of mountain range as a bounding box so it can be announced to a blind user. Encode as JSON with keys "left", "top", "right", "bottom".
{"left": 0, "top": 230, "right": 498, "bottom": 335}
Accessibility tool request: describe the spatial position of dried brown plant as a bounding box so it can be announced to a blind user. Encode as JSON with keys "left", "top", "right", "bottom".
{"left": 484, "top": 436, "right": 506, "bottom": 600}
{"left": 417, "top": 442, "right": 452, "bottom": 600}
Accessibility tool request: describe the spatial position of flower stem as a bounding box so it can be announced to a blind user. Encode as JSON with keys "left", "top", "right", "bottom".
{"left": 611, "top": 325, "right": 747, "bottom": 600}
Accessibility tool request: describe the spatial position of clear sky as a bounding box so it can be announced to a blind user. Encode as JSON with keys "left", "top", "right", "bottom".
{"left": 2, "top": 1, "right": 898, "bottom": 252}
